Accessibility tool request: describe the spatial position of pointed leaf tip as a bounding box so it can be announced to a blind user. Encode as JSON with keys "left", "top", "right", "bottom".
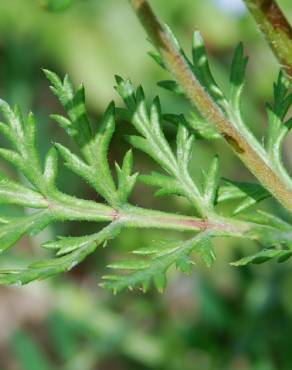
{"left": 114, "top": 75, "right": 124, "bottom": 84}
{"left": 153, "top": 272, "right": 166, "bottom": 293}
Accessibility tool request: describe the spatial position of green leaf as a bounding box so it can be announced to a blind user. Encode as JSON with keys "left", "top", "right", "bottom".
{"left": 148, "top": 50, "right": 165, "bottom": 69}
{"left": 0, "top": 148, "right": 23, "bottom": 169}
{"left": 102, "top": 233, "right": 209, "bottom": 293}
{"left": 117, "top": 80, "right": 178, "bottom": 175}
{"left": 108, "top": 260, "right": 150, "bottom": 270}
{"left": 0, "top": 66, "right": 290, "bottom": 292}
{"left": 164, "top": 112, "right": 220, "bottom": 141}
{"left": 116, "top": 78, "right": 207, "bottom": 215}
{"left": 44, "top": 70, "right": 92, "bottom": 149}
{"left": 238, "top": 210, "right": 292, "bottom": 231}
{"left": 203, "top": 156, "right": 220, "bottom": 207}
{"left": 157, "top": 80, "right": 184, "bottom": 95}
{"left": 231, "top": 248, "right": 291, "bottom": 266}
{"left": 0, "top": 76, "right": 131, "bottom": 285}
{"left": 85, "top": 102, "right": 119, "bottom": 205}
{"left": 0, "top": 173, "right": 47, "bottom": 208}
{"left": 43, "top": 147, "right": 58, "bottom": 187}
{"left": 43, "top": 235, "right": 96, "bottom": 257}
{"left": 0, "top": 211, "right": 51, "bottom": 254}
{"left": 12, "top": 331, "right": 52, "bottom": 370}
{"left": 54, "top": 102, "right": 127, "bottom": 206}
{"left": 0, "top": 241, "right": 96, "bottom": 285}
{"left": 0, "top": 99, "right": 23, "bottom": 142}
{"left": 176, "top": 255, "right": 195, "bottom": 275}
{"left": 229, "top": 43, "right": 248, "bottom": 110}
{"left": 197, "top": 237, "right": 216, "bottom": 267}
{"left": 41, "top": 0, "right": 75, "bottom": 12}
{"left": 0, "top": 100, "right": 43, "bottom": 187}
{"left": 150, "top": 30, "right": 227, "bottom": 109}
{"left": 266, "top": 71, "right": 292, "bottom": 165}
{"left": 0, "top": 224, "right": 120, "bottom": 285}
{"left": 139, "top": 171, "right": 182, "bottom": 197}
{"left": 55, "top": 143, "right": 91, "bottom": 180}
{"left": 114, "top": 75, "right": 136, "bottom": 110}
{"left": 192, "top": 31, "right": 226, "bottom": 108}
{"left": 46, "top": 73, "right": 141, "bottom": 206}
{"left": 153, "top": 273, "right": 167, "bottom": 293}
{"left": 115, "top": 150, "right": 138, "bottom": 204}
{"left": 151, "top": 30, "right": 226, "bottom": 110}
{"left": 43, "top": 223, "right": 121, "bottom": 255}
{"left": 176, "top": 124, "right": 194, "bottom": 171}
{"left": 217, "top": 179, "right": 269, "bottom": 214}
{"left": 187, "top": 112, "right": 221, "bottom": 140}
{"left": 24, "top": 112, "right": 38, "bottom": 149}
{"left": 273, "top": 70, "right": 291, "bottom": 116}
{"left": 132, "top": 240, "right": 179, "bottom": 256}
{"left": 50, "top": 114, "right": 71, "bottom": 131}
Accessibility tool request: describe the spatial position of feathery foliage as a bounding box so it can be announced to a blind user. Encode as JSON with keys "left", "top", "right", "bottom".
{"left": 0, "top": 2, "right": 291, "bottom": 292}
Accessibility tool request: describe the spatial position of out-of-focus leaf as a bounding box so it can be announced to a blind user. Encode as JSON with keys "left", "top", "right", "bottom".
{"left": 12, "top": 331, "right": 52, "bottom": 370}
{"left": 231, "top": 248, "right": 292, "bottom": 266}
{"left": 40, "top": 0, "right": 75, "bottom": 12}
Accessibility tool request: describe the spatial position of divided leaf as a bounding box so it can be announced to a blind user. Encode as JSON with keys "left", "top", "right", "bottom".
{"left": 197, "top": 237, "right": 216, "bottom": 268}
{"left": 0, "top": 211, "right": 51, "bottom": 254}
{"left": 0, "top": 239, "right": 96, "bottom": 286}
{"left": 46, "top": 71, "right": 137, "bottom": 206}
{"left": 0, "top": 223, "right": 121, "bottom": 286}
{"left": 115, "top": 150, "right": 138, "bottom": 204}
{"left": 102, "top": 232, "right": 211, "bottom": 294}
{"left": 0, "top": 72, "right": 133, "bottom": 287}
{"left": 149, "top": 31, "right": 227, "bottom": 111}
{"left": 0, "top": 100, "right": 43, "bottom": 188}
{"left": 44, "top": 70, "right": 92, "bottom": 148}
{"left": 0, "top": 64, "right": 290, "bottom": 292}
{"left": 0, "top": 173, "right": 47, "bottom": 208}
{"left": 266, "top": 71, "right": 292, "bottom": 164}
{"left": 116, "top": 77, "right": 219, "bottom": 215}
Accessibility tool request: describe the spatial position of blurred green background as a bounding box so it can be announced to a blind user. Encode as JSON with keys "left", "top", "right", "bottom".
{"left": 0, "top": 0, "right": 292, "bottom": 369}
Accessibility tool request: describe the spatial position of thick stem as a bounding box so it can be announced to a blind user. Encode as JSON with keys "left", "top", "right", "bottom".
{"left": 129, "top": 0, "right": 292, "bottom": 212}
{"left": 243, "top": 0, "right": 292, "bottom": 80}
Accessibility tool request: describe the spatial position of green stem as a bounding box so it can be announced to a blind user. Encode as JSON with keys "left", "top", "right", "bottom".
{"left": 49, "top": 193, "right": 218, "bottom": 231}
{"left": 243, "top": 0, "right": 292, "bottom": 80}
{"left": 44, "top": 193, "right": 291, "bottom": 245}
{"left": 117, "top": 204, "right": 244, "bottom": 235}
{"left": 128, "top": 0, "right": 292, "bottom": 213}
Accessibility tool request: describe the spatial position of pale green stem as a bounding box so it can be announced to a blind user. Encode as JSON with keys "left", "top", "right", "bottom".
{"left": 43, "top": 194, "right": 292, "bottom": 245}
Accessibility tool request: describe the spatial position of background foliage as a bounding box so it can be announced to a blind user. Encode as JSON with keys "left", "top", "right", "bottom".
{"left": 0, "top": 0, "right": 291, "bottom": 369}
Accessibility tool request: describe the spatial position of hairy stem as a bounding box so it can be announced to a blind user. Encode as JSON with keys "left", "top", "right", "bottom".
{"left": 116, "top": 205, "right": 246, "bottom": 235}
{"left": 49, "top": 193, "right": 230, "bottom": 232}
{"left": 43, "top": 193, "right": 291, "bottom": 244}
{"left": 128, "top": 0, "right": 292, "bottom": 212}
{"left": 243, "top": 0, "right": 292, "bottom": 79}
